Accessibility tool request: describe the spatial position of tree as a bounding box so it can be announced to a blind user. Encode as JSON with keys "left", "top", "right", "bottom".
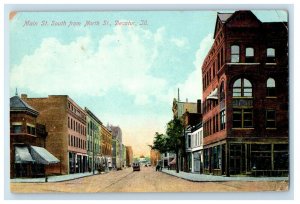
{"left": 151, "top": 119, "right": 184, "bottom": 173}
{"left": 166, "top": 118, "right": 184, "bottom": 173}
{"left": 150, "top": 132, "right": 168, "bottom": 154}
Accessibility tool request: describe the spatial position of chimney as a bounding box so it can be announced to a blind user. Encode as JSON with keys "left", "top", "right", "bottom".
{"left": 21, "top": 94, "right": 27, "bottom": 99}
{"left": 197, "top": 99, "right": 202, "bottom": 113}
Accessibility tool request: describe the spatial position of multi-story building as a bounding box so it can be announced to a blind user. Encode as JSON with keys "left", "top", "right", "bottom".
{"left": 201, "top": 10, "right": 288, "bottom": 176}
{"left": 100, "top": 124, "right": 113, "bottom": 170}
{"left": 85, "top": 107, "right": 102, "bottom": 173}
{"left": 108, "top": 125, "right": 123, "bottom": 170}
{"left": 21, "top": 94, "right": 88, "bottom": 175}
{"left": 10, "top": 94, "right": 59, "bottom": 178}
{"left": 126, "top": 146, "right": 133, "bottom": 167}
{"left": 172, "top": 97, "right": 202, "bottom": 171}
{"left": 185, "top": 123, "right": 203, "bottom": 173}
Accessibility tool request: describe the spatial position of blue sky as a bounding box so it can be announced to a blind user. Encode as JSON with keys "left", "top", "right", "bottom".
{"left": 9, "top": 10, "right": 287, "bottom": 156}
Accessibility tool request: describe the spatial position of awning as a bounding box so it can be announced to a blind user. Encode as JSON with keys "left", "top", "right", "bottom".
{"left": 207, "top": 88, "right": 218, "bottom": 100}
{"left": 169, "top": 158, "right": 176, "bottom": 165}
{"left": 15, "top": 146, "right": 34, "bottom": 163}
{"left": 30, "top": 146, "right": 60, "bottom": 165}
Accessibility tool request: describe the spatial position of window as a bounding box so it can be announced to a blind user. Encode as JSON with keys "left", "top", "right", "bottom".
{"left": 233, "top": 108, "right": 253, "bottom": 128}
{"left": 220, "top": 110, "right": 226, "bottom": 130}
{"left": 12, "top": 125, "right": 22, "bottom": 133}
{"left": 27, "top": 126, "right": 36, "bottom": 135}
{"left": 233, "top": 78, "right": 252, "bottom": 97}
{"left": 267, "top": 78, "right": 276, "bottom": 97}
{"left": 231, "top": 45, "right": 240, "bottom": 62}
{"left": 267, "top": 48, "right": 276, "bottom": 63}
{"left": 188, "top": 135, "right": 191, "bottom": 148}
{"left": 220, "top": 82, "right": 225, "bottom": 101}
{"left": 266, "top": 110, "right": 276, "bottom": 128}
{"left": 245, "top": 47, "right": 254, "bottom": 63}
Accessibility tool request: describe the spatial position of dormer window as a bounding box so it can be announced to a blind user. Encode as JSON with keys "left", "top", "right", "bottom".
{"left": 246, "top": 47, "right": 255, "bottom": 63}
{"left": 267, "top": 48, "right": 276, "bottom": 63}
{"left": 231, "top": 45, "right": 240, "bottom": 63}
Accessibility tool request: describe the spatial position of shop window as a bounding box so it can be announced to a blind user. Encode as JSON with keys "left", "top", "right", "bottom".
{"left": 233, "top": 108, "right": 253, "bottom": 128}
{"left": 233, "top": 78, "right": 252, "bottom": 97}
{"left": 267, "top": 78, "right": 276, "bottom": 97}
{"left": 267, "top": 48, "right": 276, "bottom": 63}
{"left": 266, "top": 110, "right": 276, "bottom": 128}
{"left": 245, "top": 47, "right": 255, "bottom": 63}
{"left": 251, "top": 144, "right": 272, "bottom": 170}
{"left": 274, "top": 144, "right": 289, "bottom": 170}
{"left": 231, "top": 45, "right": 240, "bottom": 63}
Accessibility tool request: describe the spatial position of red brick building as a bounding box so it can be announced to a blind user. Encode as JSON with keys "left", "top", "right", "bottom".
{"left": 21, "top": 94, "right": 87, "bottom": 175}
{"left": 202, "top": 11, "right": 288, "bottom": 176}
{"left": 10, "top": 94, "right": 59, "bottom": 178}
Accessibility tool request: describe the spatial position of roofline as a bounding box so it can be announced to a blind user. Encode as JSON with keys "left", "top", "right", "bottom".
{"left": 84, "top": 107, "right": 103, "bottom": 125}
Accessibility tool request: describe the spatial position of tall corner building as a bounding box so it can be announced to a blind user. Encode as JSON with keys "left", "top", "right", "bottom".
{"left": 21, "top": 94, "right": 88, "bottom": 175}
{"left": 201, "top": 10, "right": 288, "bottom": 176}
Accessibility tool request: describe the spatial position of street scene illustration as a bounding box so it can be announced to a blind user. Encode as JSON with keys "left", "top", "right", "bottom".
{"left": 9, "top": 10, "right": 289, "bottom": 193}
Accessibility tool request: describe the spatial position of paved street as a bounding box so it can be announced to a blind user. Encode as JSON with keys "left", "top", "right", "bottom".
{"left": 10, "top": 166, "right": 288, "bottom": 193}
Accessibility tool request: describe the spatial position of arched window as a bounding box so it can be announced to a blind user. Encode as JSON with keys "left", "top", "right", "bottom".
{"left": 267, "top": 78, "right": 276, "bottom": 97}
{"left": 233, "top": 78, "right": 252, "bottom": 97}
{"left": 246, "top": 47, "right": 255, "bottom": 63}
{"left": 231, "top": 45, "right": 240, "bottom": 63}
{"left": 267, "top": 48, "right": 276, "bottom": 63}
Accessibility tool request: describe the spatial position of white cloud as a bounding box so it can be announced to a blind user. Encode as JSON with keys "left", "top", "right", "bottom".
{"left": 10, "top": 26, "right": 169, "bottom": 105}
{"left": 173, "top": 33, "right": 214, "bottom": 102}
{"left": 170, "top": 37, "right": 188, "bottom": 48}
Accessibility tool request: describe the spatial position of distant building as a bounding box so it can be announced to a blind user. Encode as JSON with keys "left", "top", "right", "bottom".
{"left": 150, "top": 149, "right": 160, "bottom": 167}
{"left": 122, "top": 144, "right": 126, "bottom": 167}
{"left": 101, "top": 124, "right": 112, "bottom": 170}
{"left": 108, "top": 125, "right": 123, "bottom": 169}
{"left": 202, "top": 11, "right": 288, "bottom": 176}
{"left": 126, "top": 146, "right": 133, "bottom": 167}
{"left": 10, "top": 94, "right": 59, "bottom": 178}
{"left": 21, "top": 94, "right": 87, "bottom": 175}
{"left": 85, "top": 107, "right": 102, "bottom": 173}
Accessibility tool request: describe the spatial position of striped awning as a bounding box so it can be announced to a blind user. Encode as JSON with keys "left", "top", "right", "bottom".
{"left": 15, "top": 146, "right": 34, "bottom": 163}
{"left": 207, "top": 88, "right": 218, "bottom": 100}
{"left": 30, "top": 146, "right": 60, "bottom": 165}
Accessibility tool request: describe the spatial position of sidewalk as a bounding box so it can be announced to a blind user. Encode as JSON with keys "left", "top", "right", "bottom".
{"left": 10, "top": 170, "right": 109, "bottom": 183}
{"left": 161, "top": 169, "right": 289, "bottom": 182}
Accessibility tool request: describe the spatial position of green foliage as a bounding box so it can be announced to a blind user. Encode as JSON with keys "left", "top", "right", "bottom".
{"left": 151, "top": 118, "right": 184, "bottom": 154}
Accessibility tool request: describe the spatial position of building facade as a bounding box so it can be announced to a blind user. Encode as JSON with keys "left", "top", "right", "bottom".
{"left": 21, "top": 94, "right": 88, "bottom": 175}
{"left": 108, "top": 125, "right": 123, "bottom": 170}
{"left": 10, "top": 95, "right": 59, "bottom": 178}
{"left": 202, "top": 11, "right": 288, "bottom": 176}
{"left": 185, "top": 123, "right": 203, "bottom": 173}
{"left": 126, "top": 146, "right": 133, "bottom": 167}
{"left": 100, "top": 124, "right": 113, "bottom": 170}
{"left": 85, "top": 107, "right": 102, "bottom": 173}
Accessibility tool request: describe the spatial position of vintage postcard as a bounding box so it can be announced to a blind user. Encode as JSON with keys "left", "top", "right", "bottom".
{"left": 9, "top": 9, "right": 289, "bottom": 193}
